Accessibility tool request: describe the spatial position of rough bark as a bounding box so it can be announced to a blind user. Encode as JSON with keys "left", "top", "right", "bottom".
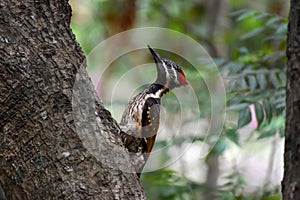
{"left": 0, "top": 1, "right": 145, "bottom": 199}
{"left": 282, "top": 0, "right": 300, "bottom": 199}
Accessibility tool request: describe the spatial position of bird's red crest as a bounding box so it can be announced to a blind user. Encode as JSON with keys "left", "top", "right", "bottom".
{"left": 179, "top": 70, "right": 188, "bottom": 86}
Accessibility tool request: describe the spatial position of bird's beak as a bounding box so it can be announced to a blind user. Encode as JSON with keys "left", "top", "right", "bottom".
{"left": 147, "top": 45, "right": 163, "bottom": 63}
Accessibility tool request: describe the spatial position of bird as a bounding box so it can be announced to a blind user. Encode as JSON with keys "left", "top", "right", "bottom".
{"left": 119, "top": 45, "right": 188, "bottom": 176}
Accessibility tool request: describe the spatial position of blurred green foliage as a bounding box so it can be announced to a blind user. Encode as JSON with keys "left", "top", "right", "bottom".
{"left": 70, "top": 0, "right": 287, "bottom": 199}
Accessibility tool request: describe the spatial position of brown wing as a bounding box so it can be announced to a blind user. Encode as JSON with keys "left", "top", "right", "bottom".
{"left": 141, "top": 97, "right": 160, "bottom": 155}
{"left": 119, "top": 95, "right": 161, "bottom": 175}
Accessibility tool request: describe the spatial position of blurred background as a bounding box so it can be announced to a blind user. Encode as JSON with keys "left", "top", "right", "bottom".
{"left": 69, "top": 0, "right": 288, "bottom": 199}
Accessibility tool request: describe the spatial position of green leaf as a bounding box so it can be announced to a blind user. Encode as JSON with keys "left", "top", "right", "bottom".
{"left": 279, "top": 71, "right": 286, "bottom": 84}
{"left": 269, "top": 116, "right": 285, "bottom": 129}
{"left": 228, "top": 80, "right": 236, "bottom": 91}
{"left": 227, "top": 62, "right": 244, "bottom": 74}
{"left": 254, "top": 102, "right": 264, "bottom": 128}
{"left": 220, "top": 192, "right": 236, "bottom": 200}
{"left": 257, "top": 73, "right": 267, "bottom": 89}
{"left": 266, "top": 16, "right": 281, "bottom": 26}
{"left": 237, "top": 77, "right": 247, "bottom": 90}
{"left": 269, "top": 72, "right": 278, "bottom": 88}
{"left": 238, "top": 46, "right": 249, "bottom": 54}
{"left": 253, "top": 12, "right": 268, "bottom": 20}
{"left": 263, "top": 99, "right": 272, "bottom": 123}
{"left": 236, "top": 10, "right": 255, "bottom": 21}
{"left": 238, "top": 106, "right": 252, "bottom": 128}
{"left": 241, "top": 27, "right": 264, "bottom": 40}
{"left": 258, "top": 129, "right": 276, "bottom": 139}
{"left": 226, "top": 91, "right": 238, "bottom": 101}
{"left": 275, "top": 23, "right": 287, "bottom": 34}
{"left": 262, "top": 193, "right": 281, "bottom": 200}
{"left": 279, "top": 126, "right": 284, "bottom": 137}
{"left": 242, "top": 94, "right": 261, "bottom": 103}
{"left": 229, "top": 9, "right": 247, "bottom": 17}
{"left": 211, "top": 138, "right": 227, "bottom": 154}
{"left": 273, "top": 96, "right": 285, "bottom": 111}
{"left": 226, "top": 128, "right": 239, "bottom": 145}
{"left": 227, "top": 103, "right": 249, "bottom": 111}
{"left": 247, "top": 75, "right": 257, "bottom": 91}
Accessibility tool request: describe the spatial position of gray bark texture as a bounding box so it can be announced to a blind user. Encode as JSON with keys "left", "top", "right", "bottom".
{"left": 282, "top": 0, "right": 300, "bottom": 199}
{"left": 0, "top": 1, "right": 145, "bottom": 199}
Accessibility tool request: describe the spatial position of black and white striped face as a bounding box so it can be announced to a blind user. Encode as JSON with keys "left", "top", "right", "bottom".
{"left": 148, "top": 46, "right": 188, "bottom": 89}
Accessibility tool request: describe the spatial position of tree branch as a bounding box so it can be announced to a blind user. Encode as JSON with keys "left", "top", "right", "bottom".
{"left": 0, "top": 1, "right": 145, "bottom": 199}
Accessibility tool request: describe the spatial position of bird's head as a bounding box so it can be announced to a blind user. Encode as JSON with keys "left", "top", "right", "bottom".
{"left": 148, "top": 45, "right": 188, "bottom": 89}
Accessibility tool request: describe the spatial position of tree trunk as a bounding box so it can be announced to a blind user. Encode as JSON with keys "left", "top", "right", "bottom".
{"left": 282, "top": 0, "right": 300, "bottom": 199}
{"left": 0, "top": 1, "right": 145, "bottom": 199}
